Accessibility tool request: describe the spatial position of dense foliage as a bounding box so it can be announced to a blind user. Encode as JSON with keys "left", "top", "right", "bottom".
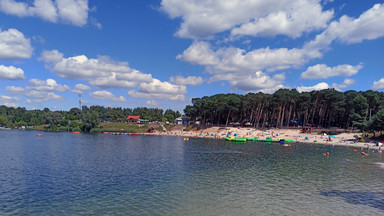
{"left": 184, "top": 89, "right": 384, "bottom": 135}
{"left": 0, "top": 105, "right": 180, "bottom": 132}
{"left": 1, "top": 88, "right": 383, "bottom": 135}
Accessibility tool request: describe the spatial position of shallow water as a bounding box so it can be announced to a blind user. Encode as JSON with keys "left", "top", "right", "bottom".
{"left": 1, "top": 130, "right": 384, "bottom": 215}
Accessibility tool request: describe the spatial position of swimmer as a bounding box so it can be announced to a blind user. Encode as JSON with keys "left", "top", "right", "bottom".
{"left": 323, "top": 152, "right": 330, "bottom": 156}
{"left": 361, "top": 151, "right": 369, "bottom": 156}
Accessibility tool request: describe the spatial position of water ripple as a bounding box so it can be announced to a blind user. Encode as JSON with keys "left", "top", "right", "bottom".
{"left": 1, "top": 131, "right": 384, "bottom": 215}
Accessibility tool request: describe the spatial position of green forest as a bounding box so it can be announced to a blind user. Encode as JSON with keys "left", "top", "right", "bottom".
{"left": 184, "top": 89, "right": 384, "bottom": 136}
{"left": 0, "top": 106, "right": 180, "bottom": 132}
{"left": 1, "top": 88, "right": 384, "bottom": 136}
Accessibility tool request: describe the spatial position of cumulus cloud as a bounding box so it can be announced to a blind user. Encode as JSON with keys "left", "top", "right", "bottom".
{"left": 173, "top": 3, "right": 384, "bottom": 92}
{"left": 26, "top": 78, "right": 70, "bottom": 92}
{"left": 56, "top": 0, "right": 89, "bottom": 26}
{"left": 231, "top": 0, "right": 333, "bottom": 38}
{"left": 0, "top": 95, "right": 20, "bottom": 107}
{"left": 40, "top": 50, "right": 153, "bottom": 89}
{"left": 146, "top": 100, "right": 159, "bottom": 107}
{"left": 169, "top": 75, "right": 203, "bottom": 86}
{"left": 2, "top": 102, "right": 19, "bottom": 107}
{"left": 305, "top": 3, "right": 384, "bottom": 51}
{"left": 72, "top": 83, "right": 91, "bottom": 94}
{"left": 332, "top": 79, "right": 355, "bottom": 91}
{"left": 161, "top": 0, "right": 332, "bottom": 39}
{"left": 0, "top": 0, "right": 89, "bottom": 26}
{"left": 301, "top": 64, "right": 362, "bottom": 79}
{"left": 0, "top": 95, "right": 21, "bottom": 103}
{"left": 0, "top": 65, "right": 26, "bottom": 80}
{"left": 297, "top": 82, "right": 330, "bottom": 93}
{"left": 209, "top": 71, "right": 285, "bottom": 93}
{"left": 0, "top": 28, "right": 32, "bottom": 60}
{"left": 5, "top": 78, "right": 69, "bottom": 105}
{"left": 128, "top": 79, "right": 186, "bottom": 101}
{"left": 25, "top": 91, "right": 64, "bottom": 102}
{"left": 89, "top": 90, "right": 126, "bottom": 102}
{"left": 6, "top": 86, "right": 24, "bottom": 94}
{"left": 177, "top": 41, "right": 316, "bottom": 92}
{"left": 372, "top": 78, "right": 384, "bottom": 90}
{"left": 178, "top": 41, "right": 316, "bottom": 74}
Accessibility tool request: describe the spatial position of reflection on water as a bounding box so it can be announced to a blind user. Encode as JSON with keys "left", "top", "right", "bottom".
{"left": 321, "top": 190, "right": 384, "bottom": 211}
{"left": 0, "top": 130, "right": 384, "bottom": 215}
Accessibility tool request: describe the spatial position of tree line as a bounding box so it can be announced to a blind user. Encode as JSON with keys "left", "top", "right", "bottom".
{"left": 1, "top": 88, "right": 383, "bottom": 135}
{"left": 183, "top": 89, "right": 384, "bottom": 136}
{"left": 0, "top": 105, "right": 181, "bottom": 132}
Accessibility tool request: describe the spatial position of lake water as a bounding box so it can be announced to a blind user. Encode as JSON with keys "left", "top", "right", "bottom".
{"left": 1, "top": 130, "right": 384, "bottom": 215}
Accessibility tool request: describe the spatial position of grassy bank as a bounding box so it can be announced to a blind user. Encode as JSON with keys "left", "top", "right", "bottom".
{"left": 91, "top": 122, "right": 155, "bottom": 133}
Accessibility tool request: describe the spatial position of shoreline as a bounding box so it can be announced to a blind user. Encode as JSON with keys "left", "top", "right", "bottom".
{"left": 151, "top": 126, "right": 383, "bottom": 151}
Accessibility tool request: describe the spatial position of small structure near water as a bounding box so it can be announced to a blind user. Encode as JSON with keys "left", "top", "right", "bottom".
{"left": 175, "top": 116, "right": 190, "bottom": 125}
{"left": 127, "top": 116, "right": 140, "bottom": 123}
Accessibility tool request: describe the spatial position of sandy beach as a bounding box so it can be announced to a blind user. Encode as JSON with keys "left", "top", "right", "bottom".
{"left": 153, "top": 126, "right": 383, "bottom": 151}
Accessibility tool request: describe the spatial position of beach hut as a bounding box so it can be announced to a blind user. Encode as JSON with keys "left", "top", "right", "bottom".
{"left": 127, "top": 116, "right": 140, "bottom": 123}
{"left": 175, "top": 116, "right": 190, "bottom": 125}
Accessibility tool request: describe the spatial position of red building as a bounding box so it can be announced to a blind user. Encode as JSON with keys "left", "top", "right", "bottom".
{"left": 127, "top": 116, "right": 140, "bottom": 123}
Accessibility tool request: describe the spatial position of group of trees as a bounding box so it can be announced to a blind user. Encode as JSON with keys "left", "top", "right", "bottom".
{"left": 0, "top": 105, "right": 181, "bottom": 132}
{"left": 184, "top": 89, "right": 384, "bottom": 136}
{"left": 1, "top": 88, "right": 383, "bottom": 135}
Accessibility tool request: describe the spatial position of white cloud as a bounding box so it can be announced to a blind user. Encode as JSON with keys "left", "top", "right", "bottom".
{"left": 301, "top": 64, "right": 362, "bottom": 79}
{"left": 332, "top": 78, "right": 355, "bottom": 90}
{"left": 209, "top": 71, "right": 285, "bottom": 93}
{"left": 128, "top": 79, "right": 186, "bottom": 101}
{"left": 6, "top": 78, "right": 69, "bottom": 105}
{"left": 0, "top": 95, "right": 21, "bottom": 103}
{"left": 372, "top": 78, "right": 384, "bottom": 90}
{"left": 29, "top": 0, "right": 58, "bottom": 22}
{"left": 0, "top": 65, "right": 26, "bottom": 80}
{"left": 40, "top": 50, "right": 153, "bottom": 89}
{"left": 2, "top": 102, "right": 19, "bottom": 107}
{"left": 169, "top": 75, "right": 203, "bottom": 86}
{"left": 56, "top": 0, "right": 89, "bottom": 26}
{"left": 297, "top": 82, "right": 330, "bottom": 92}
{"left": 146, "top": 100, "right": 159, "bottom": 107}
{"left": 25, "top": 91, "right": 64, "bottom": 100}
{"left": 72, "top": 83, "right": 91, "bottom": 94}
{"left": 178, "top": 41, "right": 316, "bottom": 74}
{"left": 41, "top": 50, "right": 189, "bottom": 102}
{"left": 0, "top": 0, "right": 28, "bottom": 16}
{"left": 26, "top": 78, "right": 70, "bottom": 92}
{"left": 177, "top": 41, "right": 318, "bottom": 91}
{"left": 173, "top": 3, "right": 384, "bottom": 92}
{"left": 0, "top": 95, "right": 20, "bottom": 107}
{"left": 0, "top": 0, "right": 89, "bottom": 26}
{"left": 90, "top": 73, "right": 144, "bottom": 89}
{"left": 305, "top": 4, "right": 384, "bottom": 51}
{"left": 231, "top": 0, "right": 333, "bottom": 38}
{"left": 6, "top": 86, "right": 25, "bottom": 94}
{"left": 0, "top": 28, "right": 32, "bottom": 60}
{"left": 89, "top": 90, "right": 126, "bottom": 102}
{"left": 161, "top": 0, "right": 332, "bottom": 39}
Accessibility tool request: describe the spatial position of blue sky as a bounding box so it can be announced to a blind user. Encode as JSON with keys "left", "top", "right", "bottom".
{"left": 0, "top": 0, "right": 384, "bottom": 112}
